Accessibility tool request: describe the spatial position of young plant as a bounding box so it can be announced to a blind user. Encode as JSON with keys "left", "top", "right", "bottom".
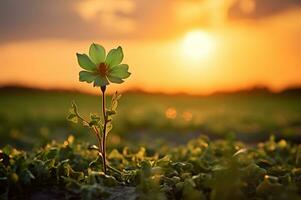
{"left": 67, "top": 43, "right": 131, "bottom": 174}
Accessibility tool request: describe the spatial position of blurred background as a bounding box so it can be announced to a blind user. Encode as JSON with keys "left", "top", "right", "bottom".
{"left": 0, "top": 0, "right": 301, "bottom": 149}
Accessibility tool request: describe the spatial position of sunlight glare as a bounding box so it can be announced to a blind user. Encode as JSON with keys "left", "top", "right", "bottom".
{"left": 181, "top": 30, "right": 215, "bottom": 62}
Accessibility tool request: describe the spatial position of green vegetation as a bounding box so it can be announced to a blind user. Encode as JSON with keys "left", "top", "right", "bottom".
{"left": 0, "top": 86, "right": 301, "bottom": 199}
{"left": 1, "top": 135, "right": 301, "bottom": 199}
{"left": 0, "top": 88, "right": 301, "bottom": 149}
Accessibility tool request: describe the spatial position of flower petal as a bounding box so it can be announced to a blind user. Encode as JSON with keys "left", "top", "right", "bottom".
{"left": 93, "top": 76, "right": 109, "bottom": 87}
{"left": 89, "top": 43, "right": 106, "bottom": 65}
{"left": 107, "top": 75, "right": 124, "bottom": 84}
{"left": 105, "top": 46, "right": 124, "bottom": 68}
{"left": 79, "top": 71, "right": 97, "bottom": 83}
{"left": 109, "top": 64, "right": 131, "bottom": 79}
{"left": 76, "top": 53, "right": 97, "bottom": 71}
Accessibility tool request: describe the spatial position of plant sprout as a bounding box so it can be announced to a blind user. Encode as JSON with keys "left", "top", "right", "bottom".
{"left": 67, "top": 43, "right": 131, "bottom": 174}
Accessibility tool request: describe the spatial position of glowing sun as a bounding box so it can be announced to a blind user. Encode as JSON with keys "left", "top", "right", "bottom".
{"left": 181, "top": 30, "right": 215, "bottom": 61}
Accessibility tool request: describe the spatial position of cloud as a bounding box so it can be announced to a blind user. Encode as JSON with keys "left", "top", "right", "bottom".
{"left": 0, "top": 0, "right": 85, "bottom": 42}
{"left": 1, "top": 0, "right": 301, "bottom": 44}
{"left": 0, "top": 0, "right": 140, "bottom": 43}
{"left": 0, "top": 0, "right": 167, "bottom": 43}
{"left": 75, "top": 0, "right": 136, "bottom": 33}
{"left": 228, "top": 0, "right": 301, "bottom": 20}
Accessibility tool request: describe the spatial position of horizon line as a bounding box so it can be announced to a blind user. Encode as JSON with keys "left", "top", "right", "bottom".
{"left": 1, "top": 83, "right": 301, "bottom": 97}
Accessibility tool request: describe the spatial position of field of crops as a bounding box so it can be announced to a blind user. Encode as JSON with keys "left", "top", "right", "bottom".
{"left": 1, "top": 87, "right": 301, "bottom": 199}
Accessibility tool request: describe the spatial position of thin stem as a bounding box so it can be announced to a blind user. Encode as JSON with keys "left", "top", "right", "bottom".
{"left": 107, "top": 164, "right": 123, "bottom": 175}
{"left": 76, "top": 113, "right": 102, "bottom": 152}
{"left": 93, "top": 127, "right": 102, "bottom": 154}
{"left": 101, "top": 86, "right": 107, "bottom": 174}
{"left": 73, "top": 102, "right": 104, "bottom": 168}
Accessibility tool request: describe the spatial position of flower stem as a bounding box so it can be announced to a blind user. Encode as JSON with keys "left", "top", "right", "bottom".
{"left": 101, "top": 86, "right": 107, "bottom": 174}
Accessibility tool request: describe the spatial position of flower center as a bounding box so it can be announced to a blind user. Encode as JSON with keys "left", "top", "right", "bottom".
{"left": 98, "top": 63, "right": 107, "bottom": 76}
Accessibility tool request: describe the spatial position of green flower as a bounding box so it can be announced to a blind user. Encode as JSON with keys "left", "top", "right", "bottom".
{"left": 76, "top": 43, "right": 131, "bottom": 87}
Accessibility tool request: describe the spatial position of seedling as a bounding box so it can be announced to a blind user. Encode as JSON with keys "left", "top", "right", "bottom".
{"left": 67, "top": 43, "right": 131, "bottom": 174}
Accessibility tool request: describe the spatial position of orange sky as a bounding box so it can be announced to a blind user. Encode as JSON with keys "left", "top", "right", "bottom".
{"left": 1, "top": 0, "right": 301, "bottom": 95}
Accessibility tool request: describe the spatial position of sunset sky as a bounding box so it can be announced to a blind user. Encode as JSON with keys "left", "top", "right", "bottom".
{"left": 1, "top": 0, "right": 301, "bottom": 95}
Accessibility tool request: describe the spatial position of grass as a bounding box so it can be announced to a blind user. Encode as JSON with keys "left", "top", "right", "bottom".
{"left": 1, "top": 87, "right": 301, "bottom": 199}
{"left": 0, "top": 87, "right": 301, "bottom": 149}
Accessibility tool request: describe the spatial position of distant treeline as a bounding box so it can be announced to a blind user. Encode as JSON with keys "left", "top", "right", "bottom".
{"left": 0, "top": 84, "right": 301, "bottom": 97}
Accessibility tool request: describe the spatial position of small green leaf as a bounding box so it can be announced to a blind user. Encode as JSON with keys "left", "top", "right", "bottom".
{"left": 106, "top": 110, "right": 116, "bottom": 116}
{"left": 79, "top": 71, "right": 98, "bottom": 83}
{"left": 111, "top": 100, "right": 118, "bottom": 111}
{"left": 89, "top": 113, "right": 101, "bottom": 127}
{"left": 106, "top": 121, "right": 113, "bottom": 135}
{"left": 76, "top": 53, "right": 97, "bottom": 71}
{"left": 89, "top": 43, "right": 106, "bottom": 65}
{"left": 113, "top": 91, "right": 122, "bottom": 101}
{"left": 71, "top": 101, "right": 78, "bottom": 113}
{"left": 67, "top": 113, "right": 78, "bottom": 123}
{"left": 90, "top": 113, "right": 101, "bottom": 121}
{"left": 105, "top": 46, "right": 124, "bottom": 68}
{"left": 67, "top": 101, "right": 79, "bottom": 123}
{"left": 111, "top": 91, "right": 121, "bottom": 111}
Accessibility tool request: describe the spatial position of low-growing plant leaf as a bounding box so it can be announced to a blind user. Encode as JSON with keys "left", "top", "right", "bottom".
{"left": 233, "top": 148, "right": 248, "bottom": 157}
{"left": 89, "top": 159, "right": 103, "bottom": 173}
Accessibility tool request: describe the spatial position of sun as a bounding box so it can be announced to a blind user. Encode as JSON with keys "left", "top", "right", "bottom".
{"left": 181, "top": 30, "right": 215, "bottom": 62}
